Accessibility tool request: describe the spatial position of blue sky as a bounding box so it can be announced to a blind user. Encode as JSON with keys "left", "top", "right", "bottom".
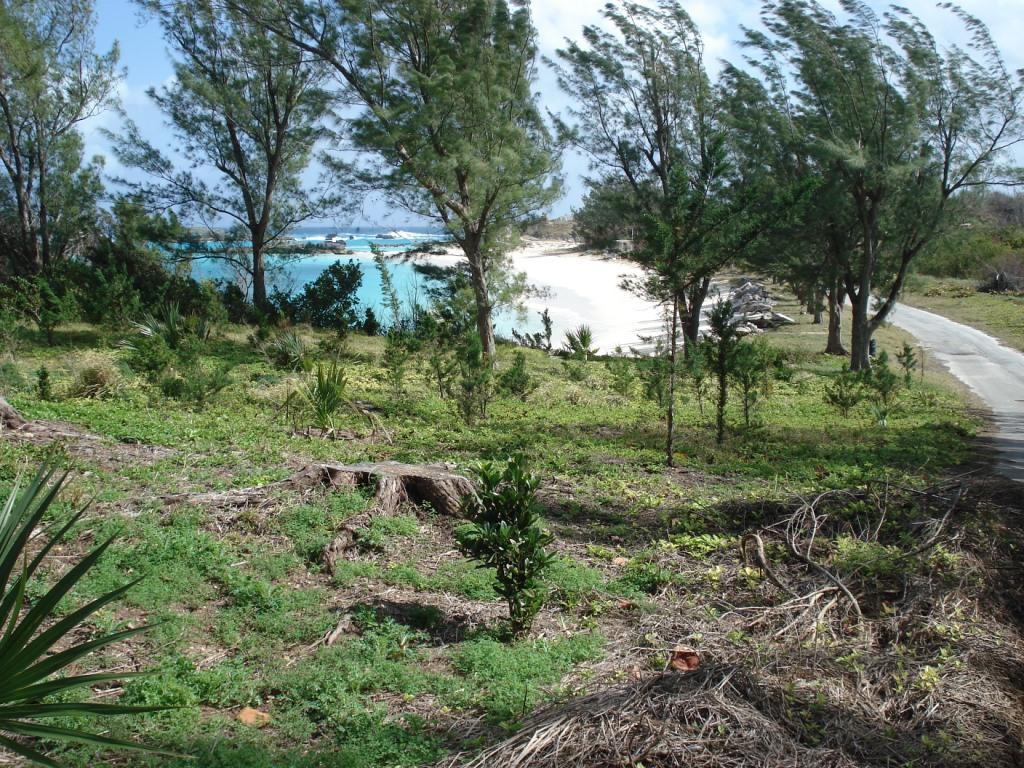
{"left": 85, "top": 0, "right": 1024, "bottom": 227}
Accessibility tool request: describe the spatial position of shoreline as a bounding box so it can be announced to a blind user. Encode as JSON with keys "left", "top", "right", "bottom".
{"left": 426, "top": 237, "right": 667, "bottom": 354}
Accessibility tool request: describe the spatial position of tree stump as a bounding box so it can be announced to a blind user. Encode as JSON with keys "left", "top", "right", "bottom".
{"left": 0, "top": 396, "right": 27, "bottom": 430}
{"left": 163, "top": 461, "right": 474, "bottom": 517}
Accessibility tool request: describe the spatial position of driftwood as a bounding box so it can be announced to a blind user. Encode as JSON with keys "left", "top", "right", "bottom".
{"left": 163, "top": 461, "right": 474, "bottom": 517}
{"left": 0, "top": 396, "right": 26, "bottom": 430}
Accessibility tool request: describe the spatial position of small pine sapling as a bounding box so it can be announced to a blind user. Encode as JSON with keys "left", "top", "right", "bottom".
{"left": 499, "top": 351, "right": 536, "bottom": 401}
{"left": 864, "top": 351, "right": 900, "bottom": 407}
{"left": 896, "top": 342, "right": 918, "bottom": 386}
{"left": 604, "top": 347, "right": 636, "bottom": 397}
{"left": 456, "top": 332, "right": 492, "bottom": 424}
{"left": 824, "top": 366, "right": 864, "bottom": 417}
{"left": 707, "top": 300, "right": 740, "bottom": 444}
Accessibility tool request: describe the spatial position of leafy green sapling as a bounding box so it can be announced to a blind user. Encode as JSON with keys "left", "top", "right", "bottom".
{"left": 457, "top": 457, "right": 554, "bottom": 638}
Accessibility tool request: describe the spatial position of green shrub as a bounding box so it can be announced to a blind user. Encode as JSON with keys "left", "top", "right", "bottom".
{"left": 499, "top": 351, "right": 536, "bottom": 400}
{"left": 616, "top": 557, "right": 675, "bottom": 594}
{"left": 125, "top": 332, "right": 176, "bottom": 380}
{"left": 381, "top": 330, "right": 414, "bottom": 399}
{"left": 604, "top": 348, "right": 635, "bottom": 397}
{"left": 824, "top": 366, "right": 864, "bottom": 417}
{"left": 293, "top": 260, "right": 363, "bottom": 333}
{"left": 0, "top": 273, "right": 77, "bottom": 346}
{"left": 455, "top": 333, "right": 492, "bottom": 424}
{"left": 35, "top": 366, "right": 53, "bottom": 401}
{"left": 636, "top": 341, "right": 671, "bottom": 407}
{"left": 863, "top": 351, "right": 901, "bottom": 407}
{"left": 160, "top": 363, "right": 232, "bottom": 406}
{"left": 456, "top": 456, "right": 554, "bottom": 637}
{"left": 0, "top": 362, "right": 26, "bottom": 392}
{"left": 896, "top": 342, "right": 919, "bottom": 386}
{"left": 134, "top": 302, "right": 211, "bottom": 359}
{"left": 562, "top": 324, "right": 597, "bottom": 361}
{"left": 294, "top": 361, "right": 353, "bottom": 436}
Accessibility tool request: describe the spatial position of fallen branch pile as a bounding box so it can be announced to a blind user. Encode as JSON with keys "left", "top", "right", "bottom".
{"left": 445, "top": 667, "right": 855, "bottom": 768}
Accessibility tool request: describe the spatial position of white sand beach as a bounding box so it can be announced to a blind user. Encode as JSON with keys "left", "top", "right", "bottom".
{"left": 432, "top": 237, "right": 669, "bottom": 353}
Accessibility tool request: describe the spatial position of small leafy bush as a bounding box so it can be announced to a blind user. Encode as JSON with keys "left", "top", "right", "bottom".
{"left": 381, "top": 330, "right": 415, "bottom": 399}
{"left": 292, "top": 259, "right": 363, "bottom": 333}
{"left": 35, "top": 366, "right": 53, "bottom": 401}
{"left": 456, "top": 456, "right": 554, "bottom": 637}
{"left": 0, "top": 362, "right": 26, "bottom": 392}
{"left": 134, "top": 302, "right": 211, "bottom": 359}
{"left": 616, "top": 558, "right": 675, "bottom": 594}
{"left": 160, "top": 363, "right": 232, "bottom": 406}
{"left": 499, "top": 351, "right": 536, "bottom": 401}
{"left": 863, "top": 351, "right": 901, "bottom": 407}
{"left": 455, "top": 333, "right": 492, "bottom": 424}
{"left": 824, "top": 366, "right": 864, "bottom": 417}
{"left": 604, "top": 347, "right": 635, "bottom": 397}
{"left": 124, "top": 332, "right": 176, "bottom": 381}
{"left": 896, "top": 342, "right": 919, "bottom": 386}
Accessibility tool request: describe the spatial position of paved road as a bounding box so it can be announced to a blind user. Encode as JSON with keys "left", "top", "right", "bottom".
{"left": 890, "top": 303, "right": 1024, "bottom": 482}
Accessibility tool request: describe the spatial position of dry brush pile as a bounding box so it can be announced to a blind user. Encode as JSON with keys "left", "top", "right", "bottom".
{"left": 444, "top": 476, "right": 1024, "bottom": 768}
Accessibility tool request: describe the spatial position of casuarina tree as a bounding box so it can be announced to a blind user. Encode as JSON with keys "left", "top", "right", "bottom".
{"left": 745, "top": 1, "right": 1024, "bottom": 369}
{"left": 238, "top": 0, "right": 561, "bottom": 359}
{"left": 113, "top": 0, "right": 341, "bottom": 313}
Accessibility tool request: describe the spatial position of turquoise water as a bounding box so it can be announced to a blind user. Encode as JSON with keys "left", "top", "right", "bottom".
{"left": 188, "top": 226, "right": 532, "bottom": 334}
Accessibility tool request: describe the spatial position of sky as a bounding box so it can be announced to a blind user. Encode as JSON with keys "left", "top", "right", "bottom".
{"left": 85, "top": 0, "right": 1024, "bottom": 227}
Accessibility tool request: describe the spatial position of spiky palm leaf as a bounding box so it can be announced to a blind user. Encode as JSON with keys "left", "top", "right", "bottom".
{"left": 0, "top": 466, "right": 168, "bottom": 767}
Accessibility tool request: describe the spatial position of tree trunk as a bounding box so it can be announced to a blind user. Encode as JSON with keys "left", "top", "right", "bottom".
{"left": 251, "top": 241, "right": 268, "bottom": 314}
{"left": 811, "top": 289, "right": 824, "bottom": 325}
{"left": 466, "top": 245, "right": 496, "bottom": 361}
{"left": 37, "top": 148, "right": 50, "bottom": 270}
{"left": 680, "top": 276, "right": 711, "bottom": 354}
{"left": 849, "top": 293, "right": 871, "bottom": 371}
{"left": 0, "top": 396, "right": 27, "bottom": 430}
{"left": 715, "top": 338, "right": 728, "bottom": 445}
{"left": 825, "top": 278, "right": 847, "bottom": 356}
{"left": 665, "top": 294, "right": 679, "bottom": 467}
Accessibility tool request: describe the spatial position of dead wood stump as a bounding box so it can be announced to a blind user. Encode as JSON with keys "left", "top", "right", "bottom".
{"left": 0, "top": 396, "right": 27, "bottom": 430}
{"left": 164, "top": 461, "right": 474, "bottom": 517}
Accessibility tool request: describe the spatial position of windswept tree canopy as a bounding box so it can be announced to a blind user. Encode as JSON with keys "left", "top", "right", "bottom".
{"left": 234, "top": 0, "right": 562, "bottom": 357}
{"left": 743, "top": 0, "right": 1024, "bottom": 368}
{"left": 111, "top": 0, "right": 341, "bottom": 311}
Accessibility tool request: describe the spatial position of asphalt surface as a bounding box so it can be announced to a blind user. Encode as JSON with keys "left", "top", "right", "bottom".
{"left": 889, "top": 303, "right": 1024, "bottom": 482}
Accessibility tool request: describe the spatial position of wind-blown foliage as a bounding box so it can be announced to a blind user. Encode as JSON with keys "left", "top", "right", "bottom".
{"left": 0, "top": 0, "right": 120, "bottom": 275}
{"left": 112, "top": 0, "right": 341, "bottom": 312}
{"left": 235, "top": 0, "right": 561, "bottom": 359}
{"left": 744, "top": 0, "right": 1024, "bottom": 369}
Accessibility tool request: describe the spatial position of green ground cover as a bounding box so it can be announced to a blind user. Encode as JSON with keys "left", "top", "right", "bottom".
{"left": 0, "top": 299, "right": 989, "bottom": 767}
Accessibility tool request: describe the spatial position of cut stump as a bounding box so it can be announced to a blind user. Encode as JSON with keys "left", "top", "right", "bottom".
{"left": 163, "top": 461, "right": 474, "bottom": 517}
{"left": 0, "top": 396, "right": 27, "bottom": 430}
